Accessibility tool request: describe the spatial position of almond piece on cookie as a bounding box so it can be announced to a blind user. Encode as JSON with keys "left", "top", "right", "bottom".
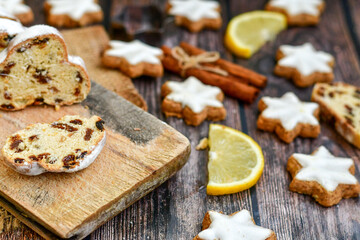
{"left": 312, "top": 82, "right": 360, "bottom": 148}
{"left": 0, "top": 1, "right": 34, "bottom": 25}
{"left": 2, "top": 115, "right": 106, "bottom": 176}
{"left": 44, "top": 0, "right": 103, "bottom": 28}
{"left": 265, "top": 0, "right": 325, "bottom": 26}
{"left": 193, "top": 210, "right": 276, "bottom": 240}
{"left": 166, "top": 0, "right": 222, "bottom": 33}
{"left": 102, "top": 40, "right": 164, "bottom": 78}
{"left": 274, "top": 43, "right": 334, "bottom": 87}
{"left": 161, "top": 76, "right": 226, "bottom": 126}
{"left": 287, "top": 146, "right": 360, "bottom": 207}
{"left": 257, "top": 92, "right": 320, "bottom": 143}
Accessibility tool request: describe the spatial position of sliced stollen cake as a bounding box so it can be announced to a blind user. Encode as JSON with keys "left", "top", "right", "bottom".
{"left": 312, "top": 82, "right": 360, "bottom": 148}
{"left": 0, "top": 24, "right": 90, "bottom": 111}
{"left": 2, "top": 115, "right": 106, "bottom": 175}
{"left": 0, "top": 18, "right": 25, "bottom": 51}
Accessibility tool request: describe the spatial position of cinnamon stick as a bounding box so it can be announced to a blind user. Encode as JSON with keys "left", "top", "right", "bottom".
{"left": 161, "top": 46, "right": 259, "bottom": 103}
{"left": 179, "top": 42, "right": 267, "bottom": 88}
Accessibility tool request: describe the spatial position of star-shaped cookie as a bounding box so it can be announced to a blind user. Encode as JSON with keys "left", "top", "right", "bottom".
{"left": 193, "top": 210, "right": 276, "bottom": 240}
{"left": 44, "top": 0, "right": 103, "bottom": 27}
{"left": 287, "top": 146, "right": 360, "bottom": 207}
{"left": 265, "top": 0, "right": 325, "bottom": 26}
{"left": 167, "top": 0, "right": 222, "bottom": 32}
{"left": 0, "top": 0, "right": 34, "bottom": 24}
{"left": 257, "top": 92, "right": 320, "bottom": 143}
{"left": 102, "top": 40, "right": 164, "bottom": 78}
{"left": 274, "top": 43, "right": 334, "bottom": 87}
{"left": 161, "top": 76, "right": 226, "bottom": 126}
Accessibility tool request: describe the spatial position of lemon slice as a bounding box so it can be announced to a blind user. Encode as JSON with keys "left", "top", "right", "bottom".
{"left": 207, "top": 124, "right": 264, "bottom": 195}
{"left": 224, "top": 11, "right": 287, "bottom": 58}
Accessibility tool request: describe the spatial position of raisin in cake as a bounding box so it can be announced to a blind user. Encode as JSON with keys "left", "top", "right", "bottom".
{"left": 0, "top": 24, "right": 90, "bottom": 111}
{"left": 0, "top": 18, "right": 25, "bottom": 51}
{"left": 2, "top": 115, "right": 106, "bottom": 175}
{"left": 312, "top": 82, "right": 360, "bottom": 148}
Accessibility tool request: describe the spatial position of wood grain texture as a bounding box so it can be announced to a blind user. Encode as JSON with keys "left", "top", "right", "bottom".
{"left": 2, "top": 0, "right": 360, "bottom": 239}
{"left": 0, "top": 82, "right": 190, "bottom": 239}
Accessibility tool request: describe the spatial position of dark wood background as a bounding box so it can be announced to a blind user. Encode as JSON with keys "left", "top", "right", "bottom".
{"left": 1, "top": 0, "right": 360, "bottom": 239}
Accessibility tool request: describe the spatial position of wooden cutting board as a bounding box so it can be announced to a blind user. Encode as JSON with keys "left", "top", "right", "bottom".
{"left": 0, "top": 82, "right": 190, "bottom": 239}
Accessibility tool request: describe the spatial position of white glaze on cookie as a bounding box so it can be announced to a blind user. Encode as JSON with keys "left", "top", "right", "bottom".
{"left": 292, "top": 146, "right": 358, "bottom": 192}
{"left": 0, "top": 0, "right": 31, "bottom": 15}
{"left": 278, "top": 43, "right": 333, "bottom": 76}
{"left": 261, "top": 92, "right": 319, "bottom": 131}
{"left": 169, "top": 0, "right": 220, "bottom": 21}
{"left": 166, "top": 76, "right": 223, "bottom": 113}
{"left": 0, "top": 7, "right": 17, "bottom": 21}
{"left": 0, "top": 18, "right": 25, "bottom": 35}
{"left": 46, "top": 0, "right": 101, "bottom": 20}
{"left": 105, "top": 40, "right": 163, "bottom": 65}
{"left": 268, "top": 0, "right": 323, "bottom": 16}
{"left": 198, "top": 210, "right": 273, "bottom": 240}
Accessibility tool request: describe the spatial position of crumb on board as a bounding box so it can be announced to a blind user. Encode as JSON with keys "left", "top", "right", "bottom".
{"left": 84, "top": 105, "right": 89, "bottom": 109}
{"left": 196, "top": 138, "right": 208, "bottom": 150}
{"left": 54, "top": 105, "right": 60, "bottom": 111}
{"left": 134, "top": 128, "right": 141, "bottom": 131}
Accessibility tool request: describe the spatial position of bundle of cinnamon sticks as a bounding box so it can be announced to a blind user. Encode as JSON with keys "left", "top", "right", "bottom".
{"left": 161, "top": 42, "right": 267, "bottom": 103}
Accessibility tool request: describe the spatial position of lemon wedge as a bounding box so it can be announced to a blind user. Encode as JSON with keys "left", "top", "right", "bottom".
{"left": 224, "top": 11, "right": 287, "bottom": 58}
{"left": 207, "top": 124, "right": 264, "bottom": 195}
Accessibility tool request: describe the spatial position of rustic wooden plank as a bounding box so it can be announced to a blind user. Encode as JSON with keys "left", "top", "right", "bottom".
{"left": 227, "top": 0, "right": 360, "bottom": 239}
{"left": 0, "top": 82, "right": 190, "bottom": 239}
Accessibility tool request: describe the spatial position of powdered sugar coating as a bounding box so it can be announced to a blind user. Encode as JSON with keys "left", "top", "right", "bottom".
{"left": 0, "top": 7, "right": 17, "bottom": 20}
{"left": 0, "top": 18, "right": 24, "bottom": 35}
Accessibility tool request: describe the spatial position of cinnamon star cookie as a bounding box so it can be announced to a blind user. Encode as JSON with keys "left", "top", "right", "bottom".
{"left": 265, "top": 0, "right": 325, "bottom": 26}
{"left": 257, "top": 92, "right": 320, "bottom": 143}
{"left": 102, "top": 40, "right": 163, "bottom": 78}
{"left": 274, "top": 43, "right": 334, "bottom": 87}
{"left": 193, "top": 210, "right": 276, "bottom": 240}
{"left": 287, "top": 146, "right": 360, "bottom": 207}
{"left": 44, "top": 0, "right": 103, "bottom": 27}
{"left": 166, "top": 0, "right": 222, "bottom": 32}
{"left": 161, "top": 76, "right": 226, "bottom": 126}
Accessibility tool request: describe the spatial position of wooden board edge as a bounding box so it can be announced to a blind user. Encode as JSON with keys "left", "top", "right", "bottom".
{"left": 68, "top": 141, "right": 191, "bottom": 239}
{"left": 0, "top": 139, "right": 191, "bottom": 240}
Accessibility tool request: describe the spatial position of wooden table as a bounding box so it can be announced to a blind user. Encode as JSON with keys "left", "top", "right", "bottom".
{"left": 1, "top": 0, "right": 360, "bottom": 239}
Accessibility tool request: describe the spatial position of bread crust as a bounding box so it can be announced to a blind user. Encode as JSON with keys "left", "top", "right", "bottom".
{"left": 257, "top": 98, "right": 320, "bottom": 143}
{"left": 166, "top": 2, "right": 222, "bottom": 32}
{"left": 265, "top": 2, "right": 325, "bottom": 26}
{"left": 311, "top": 82, "right": 360, "bottom": 148}
{"left": 287, "top": 150, "right": 360, "bottom": 207}
{"left": 44, "top": 2, "right": 103, "bottom": 28}
{"left": 0, "top": 30, "right": 91, "bottom": 111}
{"left": 193, "top": 211, "right": 277, "bottom": 240}
{"left": 161, "top": 83, "right": 226, "bottom": 126}
{"left": 14, "top": 11, "right": 34, "bottom": 25}
{"left": 274, "top": 48, "right": 334, "bottom": 88}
